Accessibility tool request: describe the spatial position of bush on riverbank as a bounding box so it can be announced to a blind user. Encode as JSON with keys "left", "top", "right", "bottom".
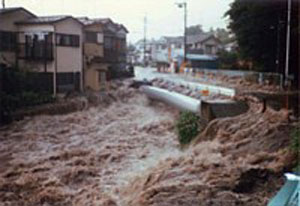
{"left": 0, "top": 66, "right": 55, "bottom": 125}
{"left": 176, "top": 111, "right": 201, "bottom": 145}
{"left": 290, "top": 124, "right": 300, "bottom": 172}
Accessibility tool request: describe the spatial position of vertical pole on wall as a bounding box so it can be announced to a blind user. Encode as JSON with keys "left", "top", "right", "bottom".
{"left": 53, "top": 30, "right": 57, "bottom": 97}
{"left": 284, "top": 0, "right": 292, "bottom": 87}
{"left": 44, "top": 33, "right": 47, "bottom": 73}
{"left": 284, "top": 0, "right": 292, "bottom": 111}
{"left": 2, "top": 0, "right": 5, "bottom": 8}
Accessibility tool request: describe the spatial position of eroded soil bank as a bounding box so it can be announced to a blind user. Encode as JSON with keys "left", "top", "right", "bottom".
{"left": 121, "top": 99, "right": 296, "bottom": 206}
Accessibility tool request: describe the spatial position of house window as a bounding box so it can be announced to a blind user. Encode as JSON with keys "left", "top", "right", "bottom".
{"left": 85, "top": 32, "right": 103, "bottom": 44}
{"left": 104, "top": 36, "right": 112, "bottom": 49}
{"left": 205, "top": 45, "right": 213, "bottom": 55}
{"left": 0, "top": 31, "right": 16, "bottom": 51}
{"left": 176, "top": 44, "right": 182, "bottom": 49}
{"left": 56, "top": 34, "right": 80, "bottom": 47}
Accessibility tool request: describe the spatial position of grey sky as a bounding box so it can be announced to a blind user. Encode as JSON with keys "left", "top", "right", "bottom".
{"left": 5, "top": 0, "right": 234, "bottom": 43}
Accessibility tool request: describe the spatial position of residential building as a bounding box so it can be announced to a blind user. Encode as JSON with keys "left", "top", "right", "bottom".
{"left": 0, "top": 7, "right": 129, "bottom": 93}
{"left": 187, "top": 33, "right": 221, "bottom": 55}
{"left": 0, "top": 7, "right": 35, "bottom": 67}
{"left": 16, "top": 15, "right": 84, "bottom": 93}
{"left": 78, "top": 17, "right": 107, "bottom": 91}
{"left": 78, "top": 17, "right": 128, "bottom": 91}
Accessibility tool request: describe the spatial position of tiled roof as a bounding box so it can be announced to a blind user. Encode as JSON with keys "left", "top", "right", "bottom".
{"left": 77, "top": 17, "right": 128, "bottom": 33}
{"left": 77, "top": 17, "right": 111, "bottom": 26}
{"left": 0, "top": 7, "right": 21, "bottom": 14}
{"left": 0, "top": 7, "right": 36, "bottom": 17}
{"left": 163, "top": 36, "right": 184, "bottom": 44}
{"left": 17, "top": 15, "right": 72, "bottom": 24}
{"left": 187, "top": 33, "right": 212, "bottom": 44}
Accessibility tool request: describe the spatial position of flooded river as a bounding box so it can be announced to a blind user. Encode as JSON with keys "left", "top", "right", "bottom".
{"left": 0, "top": 92, "right": 181, "bottom": 206}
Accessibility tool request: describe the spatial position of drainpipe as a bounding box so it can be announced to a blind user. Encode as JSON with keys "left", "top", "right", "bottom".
{"left": 81, "top": 30, "right": 84, "bottom": 92}
{"left": 53, "top": 26, "right": 57, "bottom": 97}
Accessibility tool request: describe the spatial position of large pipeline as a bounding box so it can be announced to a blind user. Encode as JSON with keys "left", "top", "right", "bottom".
{"left": 140, "top": 86, "right": 201, "bottom": 113}
{"left": 141, "top": 86, "right": 249, "bottom": 121}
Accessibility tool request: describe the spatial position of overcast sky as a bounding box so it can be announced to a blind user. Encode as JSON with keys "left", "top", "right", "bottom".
{"left": 5, "top": 0, "right": 234, "bottom": 43}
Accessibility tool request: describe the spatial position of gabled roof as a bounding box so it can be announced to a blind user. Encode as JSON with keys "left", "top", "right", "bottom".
{"left": 0, "top": 7, "right": 36, "bottom": 17}
{"left": 116, "top": 24, "right": 129, "bottom": 33}
{"left": 77, "top": 17, "right": 128, "bottom": 35}
{"left": 162, "top": 36, "right": 184, "bottom": 44}
{"left": 187, "top": 33, "right": 220, "bottom": 45}
{"left": 16, "top": 15, "right": 83, "bottom": 26}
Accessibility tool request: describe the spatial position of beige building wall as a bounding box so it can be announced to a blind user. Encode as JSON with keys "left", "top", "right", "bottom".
{"left": 84, "top": 43, "right": 103, "bottom": 57}
{"left": 85, "top": 64, "right": 108, "bottom": 91}
{"left": 83, "top": 24, "right": 104, "bottom": 57}
{"left": 55, "top": 18, "right": 83, "bottom": 73}
{"left": 0, "top": 10, "right": 34, "bottom": 31}
{"left": 83, "top": 23, "right": 106, "bottom": 91}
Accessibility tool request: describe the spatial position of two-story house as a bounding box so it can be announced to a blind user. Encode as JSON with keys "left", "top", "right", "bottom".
{"left": 187, "top": 33, "right": 221, "bottom": 56}
{"left": 16, "top": 15, "right": 84, "bottom": 93}
{"left": 78, "top": 17, "right": 128, "bottom": 91}
{"left": 0, "top": 7, "right": 35, "bottom": 67}
{"left": 101, "top": 19, "right": 128, "bottom": 79}
{"left": 1, "top": 7, "right": 129, "bottom": 94}
{"left": 78, "top": 17, "right": 107, "bottom": 91}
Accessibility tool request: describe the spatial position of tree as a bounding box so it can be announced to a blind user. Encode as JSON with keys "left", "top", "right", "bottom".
{"left": 226, "top": 0, "right": 299, "bottom": 86}
{"left": 186, "top": 25, "right": 203, "bottom": 35}
{"left": 209, "top": 27, "right": 232, "bottom": 44}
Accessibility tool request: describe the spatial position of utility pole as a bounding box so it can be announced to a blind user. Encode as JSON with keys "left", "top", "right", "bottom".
{"left": 284, "top": 0, "right": 292, "bottom": 87}
{"left": 176, "top": 2, "right": 187, "bottom": 69}
{"left": 2, "top": 0, "right": 5, "bottom": 8}
{"left": 143, "top": 15, "right": 147, "bottom": 67}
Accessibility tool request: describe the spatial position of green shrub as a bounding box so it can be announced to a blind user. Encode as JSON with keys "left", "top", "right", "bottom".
{"left": 290, "top": 125, "right": 300, "bottom": 153}
{"left": 176, "top": 111, "right": 201, "bottom": 145}
{"left": 290, "top": 125, "right": 300, "bottom": 172}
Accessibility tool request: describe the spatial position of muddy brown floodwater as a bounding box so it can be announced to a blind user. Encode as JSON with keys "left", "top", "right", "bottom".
{"left": 0, "top": 85, "right": 296, "bottom": 206}
{"left": 0, "top": 92, "right": 181, "bottom": 206}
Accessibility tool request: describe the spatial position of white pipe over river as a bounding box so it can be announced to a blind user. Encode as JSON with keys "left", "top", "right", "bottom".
{"left": 141, "top": 86, "right": 201, "bottom": 113}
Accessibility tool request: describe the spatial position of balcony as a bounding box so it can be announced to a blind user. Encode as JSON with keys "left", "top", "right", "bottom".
{"left": 17, "top": 42, "right": 54, "bottom": 61}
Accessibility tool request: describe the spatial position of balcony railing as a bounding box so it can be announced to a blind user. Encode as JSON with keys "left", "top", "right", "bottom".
{"left": 17, "top": 42, "right": 54, "bottom": 61}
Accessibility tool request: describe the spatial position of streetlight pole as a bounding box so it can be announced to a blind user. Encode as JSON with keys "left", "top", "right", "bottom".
{"left": 176, "top": 2, "right": 187, "bottom": 69}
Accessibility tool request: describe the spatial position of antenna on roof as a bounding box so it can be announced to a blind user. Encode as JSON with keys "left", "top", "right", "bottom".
{"left": 2, "top": 0, "right": 5, "bottom": 8}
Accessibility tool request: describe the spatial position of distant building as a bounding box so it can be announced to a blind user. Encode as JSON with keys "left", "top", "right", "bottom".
{"left": 224, "top": 41, "right": 238, "bottom": 52}
{"left": 187, "top": 33, "right": 222, "bottom": 56}
{"left": 139, "top": 33, "right": 222, "bottom": 70}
